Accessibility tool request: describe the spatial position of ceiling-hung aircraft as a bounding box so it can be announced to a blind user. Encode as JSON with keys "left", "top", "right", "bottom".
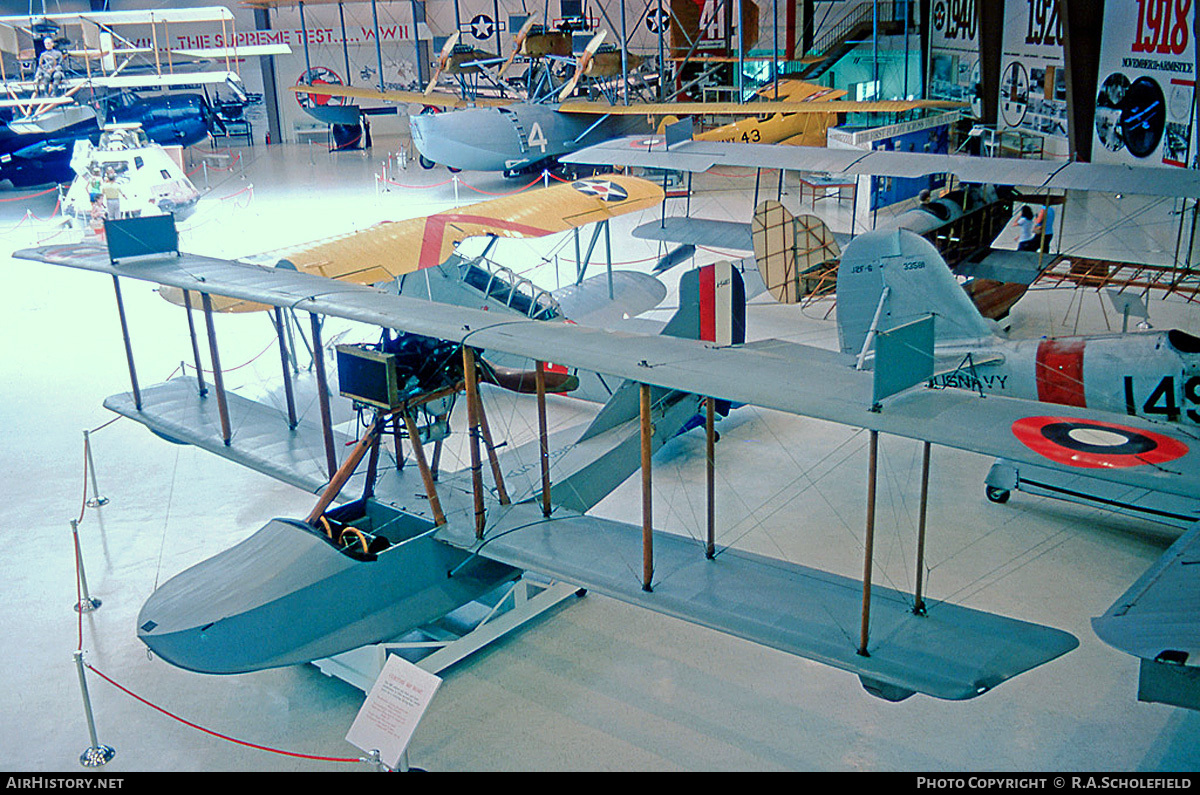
{"left": 0, "top": 6, "right": 284, "bottom": 187}
{"left": 17, "top": 213, "right": 1200, "bottom": 707}
{"left": 294, "top": 37, "right": 966, "bottom": 178}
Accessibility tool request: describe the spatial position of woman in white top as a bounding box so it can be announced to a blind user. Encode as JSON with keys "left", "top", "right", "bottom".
{"left": 1015, "top": 205, "right": 1036, "bottom": 250}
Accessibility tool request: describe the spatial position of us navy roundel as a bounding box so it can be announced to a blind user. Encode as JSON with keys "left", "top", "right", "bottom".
{"left": 573, "top": 179, "right": 628, "bottom": 201}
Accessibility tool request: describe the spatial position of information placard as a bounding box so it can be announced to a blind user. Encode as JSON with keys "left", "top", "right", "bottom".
{"left": 345, "top": 654, "right": 442, "bottom": 770}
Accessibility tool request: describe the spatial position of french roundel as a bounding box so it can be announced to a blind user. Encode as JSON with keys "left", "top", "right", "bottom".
{"left": 1011, "top": 416, "right": 1189, "bottom": 469}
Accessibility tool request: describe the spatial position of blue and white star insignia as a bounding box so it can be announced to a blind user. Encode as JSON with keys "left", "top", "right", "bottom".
{"left": 572, "top": 179, "right": 628, "bottom": 201}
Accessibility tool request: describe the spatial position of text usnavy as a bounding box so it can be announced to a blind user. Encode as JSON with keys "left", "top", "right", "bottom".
{"left": 917, "top": 778, "right": 1194, "bottom": 790}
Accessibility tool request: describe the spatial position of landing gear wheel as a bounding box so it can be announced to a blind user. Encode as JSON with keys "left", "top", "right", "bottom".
{"left": 985, "top": 486, "right": 1011, "bottom": 504}
{"left": 418, "top": 154, "right": 435, "bottom": 170}
{"left": 447, "top": 166, "right": 461, "bottom": 173}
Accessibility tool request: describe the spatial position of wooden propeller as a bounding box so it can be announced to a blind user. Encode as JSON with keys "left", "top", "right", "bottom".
{"left": 557, "top": 30, "right": 606, "bottom": 102}
{"left": 424, "top": 30, "right": 461, "bottom": 96}
{"left": 498, "top": 16, "right": 537, "bottom": 75}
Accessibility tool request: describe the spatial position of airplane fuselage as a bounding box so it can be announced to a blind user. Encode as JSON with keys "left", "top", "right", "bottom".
{"left": 0, "top": 94, "right": 211, "bottom": 188}
{"left": 697, "top": 110, "right": 837, "bottom": 147}
{"left": 409, "top": 101, "right": 652, "bottom": 174}
{"left": 931, "top": 330, "right": 1200, "bottom": 428}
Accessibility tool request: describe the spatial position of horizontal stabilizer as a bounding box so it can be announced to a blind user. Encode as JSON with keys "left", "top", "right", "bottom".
{"left": 436, "top": 503, "right": 1079, "bottom": 701}
{"left": 551, "top": 271, "right": 666, "bottom": 329}
{"left": 633, "top": 217, "right": 753, "bottom": 251}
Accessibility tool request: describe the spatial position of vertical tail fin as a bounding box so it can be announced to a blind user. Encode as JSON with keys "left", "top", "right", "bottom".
{"left": 580, "top": 261, "right": 745, "bottom": 441}
{"left": 836, "top": 229, "right": 995, "bottom": 357}
{"left": 751, "top": 200, "right": 841, "bottom": 304}
{"left": 663, "top": 259, "right": 746, "bottom": 345}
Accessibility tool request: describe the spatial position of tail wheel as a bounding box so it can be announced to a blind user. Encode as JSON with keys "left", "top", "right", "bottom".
{"left": 985, "top": 486, "right": 1011, "bottom": 504}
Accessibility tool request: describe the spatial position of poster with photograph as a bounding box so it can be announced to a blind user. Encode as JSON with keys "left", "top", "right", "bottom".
{"left": 928, "top": 0, "right": 981, "bottom": 114}
{"left": 997, "top": 0, "right": 1069, "bottom": 156}
{"left": 1093, "top": 0, "right": 1196, "bottom": 169}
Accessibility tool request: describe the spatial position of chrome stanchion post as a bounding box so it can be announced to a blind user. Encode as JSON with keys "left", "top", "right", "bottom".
{"left": 71, "top": 520, "right": 100, "bottom": 613}
{"left": 83, "top": 430, "right": 108, "bottom": 507}
{"left": 73, "top": 651, "right": 115, "bottom": 767}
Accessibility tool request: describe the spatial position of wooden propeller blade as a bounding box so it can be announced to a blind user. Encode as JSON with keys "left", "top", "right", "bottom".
{"left": 557, "top": 29, "right": 606, "bottom": 101}
{"left": 424, "top": 30, "right": 461, "bottom": 96}
{"left": 499, "top": 16, "right": 537, "bottom": 75}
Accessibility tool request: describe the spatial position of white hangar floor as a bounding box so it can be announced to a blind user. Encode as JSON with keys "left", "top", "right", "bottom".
{"left": 1, "top": 133, "right": 1199, "bottom": 773}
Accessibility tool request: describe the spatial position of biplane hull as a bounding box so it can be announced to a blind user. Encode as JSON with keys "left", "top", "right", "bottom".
{"left": 137, "top": 514, "right": 520, "bottom": 674}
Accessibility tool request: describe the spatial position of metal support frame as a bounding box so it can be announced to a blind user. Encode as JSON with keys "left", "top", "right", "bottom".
{"left": 640, "top": 383, "right": 653, "bottom": 592}
{"left": 705, "top": 396, "right": 716, "bottom": 559}
{"left": 310, "top": 312, "right": 338, "bottom": 478}
{"left": 82, "top": 430, "right": 108, "bottom": 508}
{"left": 536, "top": 361, "right": 552, "bottom": 517}
{"left": 464, "top": 347, "right": 486, "bottom": 538}
{"left": 576, "top": 222, "right": 604, "bottom": 284}
{"left": 913, "top": 440, "right": 931, "bottom": 616}
{"left": 402, "top": 408, "right": 446, "bottom": 526}
{"left": 859, "top": 430, "right": 879, "bottom": 657}
{"left": 181, "top": 289, "right": 207, "bottom": 397}
{"left": 475, "top": 390, "right": 510, "bottom": 505}
{"left": 70, "top": 519, "right": 100, "bottom": 613}
{"left": 200, "top": 293, "right": 231, "bottom": 447}
{"left": 298, "top": 1, "right": 312, "bottom": 78}
{"left": 111, "top": 276, "right": 141, "bottom": 411}
{"left": 272, "top": 307, "right": 298, "bottom": 430}
{"left": 73, "top": 652, "right": 115, "bottom": 768}
{"left": 603, "top": 219, "right": 613, "bottom": 300}
{"left": 306, "top": 411, "right": 387, "bottom": 523}
{"left": 313, "top": 576, "right": 582, "bottom": 691}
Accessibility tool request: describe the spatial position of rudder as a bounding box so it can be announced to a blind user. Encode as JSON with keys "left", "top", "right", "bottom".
{"left": 751, "top": 200, "right": 840, "bottom": 304}
{"left": 836, "top": 229, "right": 995, "bottom": 357}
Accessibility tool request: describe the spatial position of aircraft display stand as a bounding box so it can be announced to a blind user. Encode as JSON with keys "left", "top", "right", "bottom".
{"left": 313, "top": 574, "right": 582, "bottom": 691}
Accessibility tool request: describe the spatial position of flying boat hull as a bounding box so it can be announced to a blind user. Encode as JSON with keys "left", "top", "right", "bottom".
{"left": 137, "top": 505, "right": 520, "bottom": 674}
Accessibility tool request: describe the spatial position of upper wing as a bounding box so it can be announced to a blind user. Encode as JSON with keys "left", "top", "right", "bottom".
{"left": 287, "top": 83, "right": 512, "bottom": 109}
{"left": 160, "top": 173, "right": 664, "bottom": 313}
{"left": 563, "top": 138, "right": 1200, "bottom": 200}
{"left": 16, "top": 241, "right": 1200, "bottom": 503}
{"left": 281, "top": 173, "right": 664, "bottom": 279}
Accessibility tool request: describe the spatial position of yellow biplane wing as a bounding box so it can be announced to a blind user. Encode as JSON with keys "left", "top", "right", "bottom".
{"left": 558, "top": 98, "right": 968, "bottom": 116}
{"left": 165, "top": 173, "right": 664, "bottom": 312}
{"left": 288, "top": 82, "right": 512, "bottom": 109}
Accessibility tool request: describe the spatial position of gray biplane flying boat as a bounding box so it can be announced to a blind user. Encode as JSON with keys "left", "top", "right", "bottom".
{"left": 15, "top": 171, "right": 1200, "bottom": 709}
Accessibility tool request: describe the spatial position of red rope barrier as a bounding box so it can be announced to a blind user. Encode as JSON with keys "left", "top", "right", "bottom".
{"left": 29, "top": 197, "right": 61, "bottom": 221}
{"left": 460, "top": 173, "right": 542, "bottom": 196}
{"left": 0, "top": 184, "right": 58, "bottom": 202}
{"left": 84, "top": 664, "right": 361, "bottom": 764}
